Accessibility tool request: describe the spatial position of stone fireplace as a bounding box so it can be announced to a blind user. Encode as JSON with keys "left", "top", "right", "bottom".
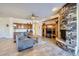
{"left": 56, "top": 3, "right": 77, "bottom": 54}
{"left": 42, "top": 3, "right": 76, "bottom": 55}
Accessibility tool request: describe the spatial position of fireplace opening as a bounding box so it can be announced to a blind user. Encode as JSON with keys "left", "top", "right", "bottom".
{"left": 60, "top": 30, "right": 66, "bottom": 41}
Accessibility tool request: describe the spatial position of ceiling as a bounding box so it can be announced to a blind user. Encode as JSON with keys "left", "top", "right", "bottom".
{"left": 0, "top": 3, "right": 65, "bottom": 19}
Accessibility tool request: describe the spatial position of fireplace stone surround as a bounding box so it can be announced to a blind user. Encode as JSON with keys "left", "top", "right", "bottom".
{"left": 56, "top": 3, "right": 77, "bottom": 55}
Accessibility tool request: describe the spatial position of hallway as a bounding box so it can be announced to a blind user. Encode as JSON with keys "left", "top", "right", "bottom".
{"left": 0, "top": 38, "right": 74, "bottom": 56}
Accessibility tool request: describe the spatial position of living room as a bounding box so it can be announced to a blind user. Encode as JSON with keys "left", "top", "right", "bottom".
{"left": 0, "top": 3, "right": 78, "bottom": 56}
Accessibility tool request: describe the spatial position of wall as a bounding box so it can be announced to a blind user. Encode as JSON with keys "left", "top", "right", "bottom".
{"left": 38, "top": 22, "right": 42, "bottom": 36}
{"left": 32, "top": 20, "right": 42, "bottom": 36}
{"left": 13, "top": 18, "right": 42, "bottom": 36}
{"left": 75, "top": 4, "right": 79, "bottom": 55}
{"left": 13, "top": 18, "right": 32, "bottom": 24}
{"left": 0, "top": 17, "right": 43, "bottom": 38}
{"left": 0, "top": 17, "right": 11, "bottom": 38}
{"left": 0, "top": 17, "right": 33, "bottom": 38}
{"left": 58, "top": 3, "right": 77, "bottom": 55}
{"left": 78, "top": 4, "right": 79, "bottom": 54}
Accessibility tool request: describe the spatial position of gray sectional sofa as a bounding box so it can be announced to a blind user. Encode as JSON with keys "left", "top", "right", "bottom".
{"left": 15, "top": 32, "right": 35, "bottom": 51}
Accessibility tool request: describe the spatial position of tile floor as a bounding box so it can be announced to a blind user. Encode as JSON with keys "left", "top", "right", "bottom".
{"left": 0, "top": 37, "right": 74, "bottom": 56}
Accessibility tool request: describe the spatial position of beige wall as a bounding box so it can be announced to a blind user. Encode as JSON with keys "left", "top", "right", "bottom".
{"left": 0, "top": 17, "right": 43, "bottom": 38}
{"left": 0, "top": 17, "right": 33, "bottom": 38}
{"left": 32, "top": 20, "right": 42, "bottom": 36}
{"left": 0, "top": 17, "right": 12, "bottom": 38}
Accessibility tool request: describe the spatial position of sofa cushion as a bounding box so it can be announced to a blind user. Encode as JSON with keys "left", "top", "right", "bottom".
{"left": 23, "top": 32, "right": 28, "bottom": 36}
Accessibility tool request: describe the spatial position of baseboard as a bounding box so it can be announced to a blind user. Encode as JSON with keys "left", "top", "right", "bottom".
{"left": 0, "top": 37, "right": 13, "bottom": 39}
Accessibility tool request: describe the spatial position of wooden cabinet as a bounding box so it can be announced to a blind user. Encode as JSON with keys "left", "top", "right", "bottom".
{"left": 13, "top": 23, "right": 32, "bottom": 29}
{"left": 13, "top": 23, "right": 33, "bottom": 42}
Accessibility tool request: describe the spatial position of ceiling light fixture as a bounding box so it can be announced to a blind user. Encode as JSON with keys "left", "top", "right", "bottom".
{"left": 26, "top": 13, "right": 39, "bottom": 20}
{"left": 52, "top": 7, "right": 60, "bottom": 12}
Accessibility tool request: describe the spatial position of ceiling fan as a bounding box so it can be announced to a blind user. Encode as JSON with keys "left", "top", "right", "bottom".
{"left": 26, "top": 13, "right": 40, "bottom": 20}
{"left": 26, "top": 13, "right": 48, "bottom": 20}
